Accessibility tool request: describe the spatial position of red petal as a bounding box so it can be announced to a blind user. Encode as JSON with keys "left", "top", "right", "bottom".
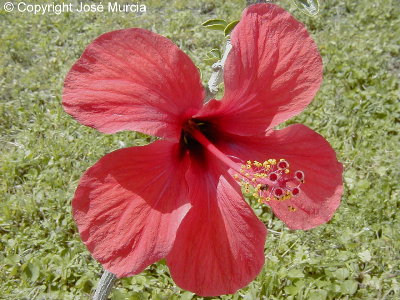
{"left": 167, "top": 157, "right": 267, "bottom": 296}
{"left": 63, "top": 28, "right": 204, "bottom": 140}
{"left": 196, "top": 4, "right": 322, "bottom": 136}
{"left": 221, "top": 124, "right": 343, "bottom": 230}
{"left": 72, "top": 141, "right": 191, "bottom": 277}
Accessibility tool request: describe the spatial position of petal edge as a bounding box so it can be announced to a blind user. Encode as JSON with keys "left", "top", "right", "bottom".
{"left": 63, "top": 28, "right": 204, "bottom": 141}
{"left": 72, "top": 140, "right": 191, "bottom": 277}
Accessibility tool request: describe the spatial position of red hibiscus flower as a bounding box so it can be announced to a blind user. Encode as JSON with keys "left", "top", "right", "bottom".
{"left": 63, "top": 4, "right": 343, "bottom": 297}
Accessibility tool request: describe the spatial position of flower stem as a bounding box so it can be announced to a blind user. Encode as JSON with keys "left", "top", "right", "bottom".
{"left": 205, "top": 39, "right": 232, "bottom": 101}
{"left": 93, "top": 270, "right": 117, "bottom": 300}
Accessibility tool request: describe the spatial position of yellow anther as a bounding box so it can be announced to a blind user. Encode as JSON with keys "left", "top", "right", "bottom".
{"left": 254, "top": 161, "right": 262, "bottom": 167}
{"left": 237, "top": 157, "right": 304, "bottom": 208}
{"left": 288, "top": 206, "right": 296, "bottom": 212}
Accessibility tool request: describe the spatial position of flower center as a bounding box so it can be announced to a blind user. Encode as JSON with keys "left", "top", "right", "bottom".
{"left": 233, "top": 159, "right": 305, "bottom": 204}
{"left": 184, "top": 126, "right": 305, "bottom": 207}
{"left": 180, "top": 118, "right": 220, "bottom": 157}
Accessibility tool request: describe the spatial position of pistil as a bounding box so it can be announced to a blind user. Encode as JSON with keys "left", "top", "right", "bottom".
{"left": 188, "top": 125, "right": 243, "bottom": 174}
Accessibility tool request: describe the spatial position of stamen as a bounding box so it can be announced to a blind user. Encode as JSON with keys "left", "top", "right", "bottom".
{"left": 273, "top": 188, "right": 284, "bottom": 198}
{"left": 292, "top": 187, "right": 300, "bottom": 196}
{"left": 269, "top": 172, "right": 278, "bottom": 181}
{"left": 185, "top": 127, "right": 305, "bottom": 208}
{"left": 234, "top": 158, "right": 305, "bottom": 205}
{"left": 295, "top": 171, "right": 305, "bottom": 183}
{"left": 277, "top": 160, "right": 289, "bottom": 170}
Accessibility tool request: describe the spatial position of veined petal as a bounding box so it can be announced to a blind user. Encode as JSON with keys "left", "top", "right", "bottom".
{"left": 221, "top": 124, "right": 343, "bottom": 230}
{"left": 63, "top": 28, "right": 204, "bottom": 141}
{"left": 167, "top": 156, "right": 267, "bottom": 296}
{"left": 72, "top": 141, "right": 191, "bottom": 277}
{"left": 196, "top": 4, "right": 322, "bottom": 136}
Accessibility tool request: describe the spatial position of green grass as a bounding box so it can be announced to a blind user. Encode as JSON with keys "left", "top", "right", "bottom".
{"left": 1, "top": 0, "right": 399, "bottom": 299}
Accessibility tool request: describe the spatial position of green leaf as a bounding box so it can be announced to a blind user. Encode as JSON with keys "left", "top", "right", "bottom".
{"left": 292, "top": 0, "right": 320, "bottom": 16}
{"left": 287, "top": 269, "right": 304, "bottom": 278}
{"left": 201, "top": 19, "right": 227, "bottom": 31}
{"left": 208, "top": 48, "right": 222, "bottom": 59}
{"left": 308, "top": 290, "right": 328, "bottom": 300}
{"left": 131, "top": 275, "right": 147, "bottom": 285}
{"left": 224, "top": 20, "right": 239, "bottom": 37}
{"left": 358, "top": 250, "right": 372, "bottom": 262}
{"left": 22, "top": 262, "right": 40, "bottom": 282}
{"left": 340, "top": 280, "right": 358, "bottom": 295}
{"left": 203, "top": 48, "right": 222, "bottom": 66}
{"left": 29, "top": 263, "right": 40, "bottom": 282}
{"left": 284, "top": 285, "right": 300, "bottom": 296}
{"left": 110, "top": 289, "right": 128, "bottom": 300}
{"left": 333, "top": 268, "right": 350, "bottom": 281}
{"left": 75, "top": 276, "right": 94, "bottom": 293}
{"left": 203, "top": 57, "right": 219, "bottom": 66}
{"left": 180, "top": 291, "right": 195, "bottom": 300}
{"left": 356, "top": 178, "right": 371, "bottom": 191}
{"left": 3, "top": 254, "right": 20, "bottom": 266}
